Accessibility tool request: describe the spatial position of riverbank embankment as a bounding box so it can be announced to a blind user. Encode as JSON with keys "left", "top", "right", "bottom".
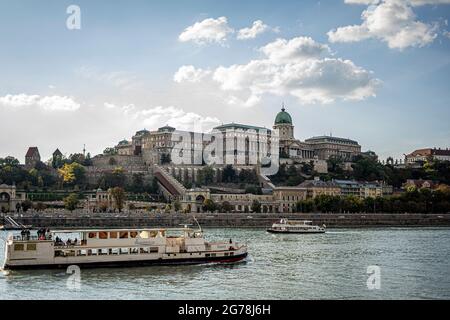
{"left": 2, "top": 212, "right": 450, "bottom": 229}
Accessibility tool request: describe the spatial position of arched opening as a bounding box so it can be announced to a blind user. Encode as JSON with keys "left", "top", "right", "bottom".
{"left": 195, "top": 195, "right": 205, "bottom": 203}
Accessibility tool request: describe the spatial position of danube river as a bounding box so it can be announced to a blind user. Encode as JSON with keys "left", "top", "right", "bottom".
{"left": 1, "top": 227, "right": 449, "bottom": 299}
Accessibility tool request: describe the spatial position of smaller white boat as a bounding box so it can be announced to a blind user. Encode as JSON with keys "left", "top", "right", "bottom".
{"left": 267, "top": 219, "right": 326, "bottom": 234}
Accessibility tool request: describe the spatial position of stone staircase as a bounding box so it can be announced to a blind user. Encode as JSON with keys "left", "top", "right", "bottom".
{"left": 153, "top": 165, "right": 187, "bottom": 198}
{"left": 258, "top": 173, "right": 276, "bottom": 190}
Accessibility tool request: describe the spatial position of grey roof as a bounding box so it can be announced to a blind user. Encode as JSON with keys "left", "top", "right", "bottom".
{"left": 118, "top": 140, "right": 130, "bottom": 146}
{"left": 158, "top": 125, "right": 176, "bottom": 132}
{"left": 213, "top": 123, "right": 270, "bottom": 132}
{"left": 298, "top": 180, "right": 338, "bottom": 188}
{"left": 305, "top": 136, "right": 359, "bottom": 145}
{"left": 333, "top": 179, "right": 360, "bottom": 185}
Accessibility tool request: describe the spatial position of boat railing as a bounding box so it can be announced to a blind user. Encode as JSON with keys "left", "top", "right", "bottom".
{"left": 12, "top": 235, "right": 41, "bottom": 241}
{"left": 54, "top": 240, "right": 86, "bottom": 248}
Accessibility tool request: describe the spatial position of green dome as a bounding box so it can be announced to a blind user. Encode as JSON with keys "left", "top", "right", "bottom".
{"left": 274, "top": 106, "right": 292, "bottom": 125}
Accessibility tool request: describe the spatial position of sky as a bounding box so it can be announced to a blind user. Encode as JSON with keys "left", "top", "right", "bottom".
{"left": 0, "top": 0, "right": 449, "bottom": 163}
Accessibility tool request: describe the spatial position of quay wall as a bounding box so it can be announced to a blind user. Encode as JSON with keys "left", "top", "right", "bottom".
{"left": 3, "top": 213, "right": 450, "bottom": 229}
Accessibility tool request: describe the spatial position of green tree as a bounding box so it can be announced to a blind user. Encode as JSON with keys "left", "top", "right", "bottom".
{"left": 202, "top": 199, "right": 216, "bottom": 212}
{"left": 238, "top": 169, "right": 259, "bottom": 184}
{"left": 129, "top": 173, "right": 144, "bottom": 193}
{"left": 21, "top": 200, "right": 33, "bottom": 212}
{"left": 103, "top": 147, "right": 117, "bottom": 155}
{"left": 64, "top": 193, "right": 79, "bottom": 212}
{"left": 286, "top": 165, "right": 304, "bottom": 186}
{"left": 251, "top": 200, "right": 261, "bottom": 213}
{"left": 197, "top": 166, "right": 215, "bottom": 186}
{"left": 221, "top": 201, "right": 233, "bottom": 213}
{"left": 222, "top": 165, "right": 237, "bottom": 183}
{"left": 58, "top": 163, "right": 85, "bottom": 186}
{"left": 173, "top": 200, "right": 181, "bottom": 212}
{"left": 327, "top": 155, "right": 344, "bottom": 174}
{"left": 110, "top": 187, "right": 126, "bottom": 212}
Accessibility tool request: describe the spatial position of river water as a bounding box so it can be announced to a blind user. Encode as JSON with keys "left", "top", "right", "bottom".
{"left": 0, "top": 227, "right": 449, "bottom": 300}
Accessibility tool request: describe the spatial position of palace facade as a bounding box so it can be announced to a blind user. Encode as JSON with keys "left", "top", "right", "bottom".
{"left": 106, "top": 104, "right": 362, "bottom": 167}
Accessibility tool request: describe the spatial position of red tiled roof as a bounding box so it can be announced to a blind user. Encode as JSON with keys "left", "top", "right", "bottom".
{"left": 25, "top": 147, "right": 40, "bottom": 158}
{"left": 407, "top": 148, "right": 450, "bottom": 157}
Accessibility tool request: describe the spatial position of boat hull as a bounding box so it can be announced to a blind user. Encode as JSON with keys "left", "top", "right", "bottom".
{"left": 2, "top": 252, "right": 248, "bottom": 270}
{"left": 266, "top": 229, "right": 325, "bottom": 234}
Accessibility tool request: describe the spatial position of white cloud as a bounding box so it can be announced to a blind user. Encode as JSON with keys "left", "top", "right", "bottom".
{"left": 0, "top": 94, "right": 80, "bottom": 111}
{"left": 178, "top": 17, "right": 234, "bottom": 45}
{"left": 175, "top": 36, "right": 381, "bottom": 105}
{"left": 237, "top": 20, "right": 270, "bottom": 40}
{"left": 329, "top": 0, "right": 444, "bottom": 49}
{"left": 405, "top": 0, "right": 450, "bottom": 5}
{"left": 345, "top": 0, "right": 379, "bottom": 4}
{"left": 345, "top": 0, "right": 450, "bottom": 5}
{"left": 173, "top": 65, "right": 211, "bottom": 83}
{"left": 260, "top": 36, "right": 330, "bottom": 64}
{"left": 104, "top": 103, "right": 221, "bottom": 132}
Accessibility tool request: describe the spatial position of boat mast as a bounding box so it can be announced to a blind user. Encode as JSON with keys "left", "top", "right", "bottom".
{"left": 193, "top": 216, "right": 202, "bottom": 233}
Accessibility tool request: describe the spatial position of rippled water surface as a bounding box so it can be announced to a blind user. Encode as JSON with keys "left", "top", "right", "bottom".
{"left": 1, "top": 227, "right": 449, "bottom": 299}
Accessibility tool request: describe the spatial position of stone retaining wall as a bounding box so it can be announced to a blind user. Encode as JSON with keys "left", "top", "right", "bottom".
{"left": 3, "top": 213, "right": 450, "bottom": 229}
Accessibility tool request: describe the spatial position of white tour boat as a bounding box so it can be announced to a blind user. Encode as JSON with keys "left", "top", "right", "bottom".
{"left": 267, "top": 219, "right": 326, "bottom": 234}
{"left": 1, "top": 224, "right": 248, "bottom": 270}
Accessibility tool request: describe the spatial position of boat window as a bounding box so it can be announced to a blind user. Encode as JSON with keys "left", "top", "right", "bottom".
{"left": 130, "top": 248, "right": 139, "bottom": 254}
{"left": 140, "top": 247, "right": 149, "bottom": 254}
{"left": 130, "top": 231, "right": 138, "bottom": 238}
{"left": 109, "top": 232, "right": 118, "bottom": 239}
{"left": 14, "top": 244, "right": 24, "bottom": 251}
{"left": 140, "top": 230, "right": 158, "bottom": 239}
{"left": 99, "top": 232, "right": 108, "bottom": 239}
{"left": 205, "top": 253, "right": 210, "bottom": 257}
{"left": 27, "top": 243, "right": 37, "bottom": 251}
{"left": 119, "top": 231, "right": 128, "bottom": 239}
{"left": 88, "top": 232, "right": 97, "bottom": 239}
{"left": 150, "top": 247, "right": 158, "bottom": 253}
{"left": 120, "top": 248, "right": 129, "bottom": 254}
